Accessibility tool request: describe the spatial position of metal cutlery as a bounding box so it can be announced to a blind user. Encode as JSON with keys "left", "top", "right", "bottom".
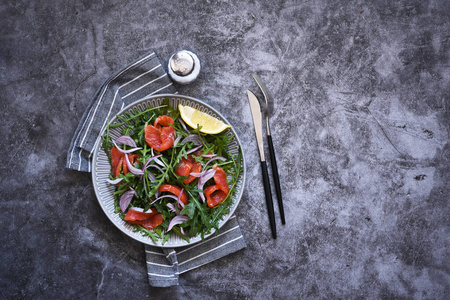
{"left": 252, "top": 74, "right": 286, "bottom": 225}
{"left": 247, "top": 90, "right": 277, "bottom": 239}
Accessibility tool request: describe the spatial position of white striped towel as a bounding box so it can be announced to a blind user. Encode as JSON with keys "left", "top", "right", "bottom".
{"left": 66, "top": 51, "right": 176, "bottom": 172}
{"left": 145, "top": 215, "right": 246, "bottom": 287}
{"left": 65, "top": 51, "right": 246, "bottom": 287}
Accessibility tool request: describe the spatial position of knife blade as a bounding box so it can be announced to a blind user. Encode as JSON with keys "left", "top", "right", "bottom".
{"left": 252, "top": 74, "right": 286, "bottom": 225}
{"left": 247, "top": 90, "right": 277, "bottom": 239}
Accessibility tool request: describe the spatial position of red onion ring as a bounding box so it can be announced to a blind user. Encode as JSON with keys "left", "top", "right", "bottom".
{"left": 186, "top": 145, "right": 202, "bottom": 155}
{"left": 166, "top": 203, "right": 178, "bottom": 214}
{"left": 149, "top": 194, "right": 179, "bottom": 205}
{"left": 180, "top": 134, "right": 202, "bottom": 146}
{"left": 124, "top": 153, "right": 144, "bottom": 175}
{"left": 173, "top": 135, "right": 182, "bottom": 147}
{"left": 151, "top": 148, "right": 166, "bottom": 167}
{"left": 167, "top": 215, "right": 189, "bottom": 232}
{"left": 189, "top": 171, "right": 203, "bottom": 178}
{"left": 177, "top": 188, "right": 185, "bottom": 209}
{"left": 112, "top": 140, "right": 141, "bottom": 154}
{"left": 142, "top": 154, "right": 163, "bottom": 170}
{"left": 129, "top": 207, "right": 154, "bottom": 213}
{"left": 178, "top": 118, "right": 190, "bottom": 133}
{"left": 106, "top": 178, "right": 123, "bottom": 185}
{"left": 116, "top": 135, "right": 137, "bottom": 148}
{"left": 147, "top": 164, "right": 164, "bottom": 174}
{"left": 197, "top": 169, "right": 216, "bottom": 202}
{"left": 139, "top": 154, "right": 162, "bottom": 180}
{"left": 120, "top": 188, "right": 136, "bottom": 213}
{"left": 204, "top": 156, "right": 226, "bottom": 169}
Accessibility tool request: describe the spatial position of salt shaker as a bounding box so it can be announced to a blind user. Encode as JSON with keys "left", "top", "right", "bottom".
{"left": 168, "top": 50, "right": 201, "bottom": 84}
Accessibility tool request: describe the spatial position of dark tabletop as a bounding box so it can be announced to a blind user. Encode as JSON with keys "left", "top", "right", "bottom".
{"left": 1, "top": 0, "right": 449, "bottom": 299}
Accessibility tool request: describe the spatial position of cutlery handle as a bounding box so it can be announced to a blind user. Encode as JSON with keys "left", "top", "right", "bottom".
{"left": 260, "top": 160, "right": 277, "bottom": 239}
{"left": 267, "top": 135, "right": 286, "bottom": 224}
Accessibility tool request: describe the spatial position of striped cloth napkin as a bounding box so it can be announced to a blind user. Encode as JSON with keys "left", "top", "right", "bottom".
{"left": 146, "top": 215, "right": 245, "bottom": 287}
{"left": 66, "top": 51, "right": 246, "bottom": 287}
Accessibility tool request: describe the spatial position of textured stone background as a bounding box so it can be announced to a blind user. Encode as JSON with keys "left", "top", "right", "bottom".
{"left": 1, "top": 0, "right": 449, "bottom": 299}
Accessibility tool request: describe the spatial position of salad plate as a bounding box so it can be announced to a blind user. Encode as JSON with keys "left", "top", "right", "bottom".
{"left": 91, "top": 94, "right": 246, "bottom": 247}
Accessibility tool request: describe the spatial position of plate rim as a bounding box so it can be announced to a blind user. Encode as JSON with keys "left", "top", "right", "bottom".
{"left": 91, "top": 94, "right": 246, "bottom": 247}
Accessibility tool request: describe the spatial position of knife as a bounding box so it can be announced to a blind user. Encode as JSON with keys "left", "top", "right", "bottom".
{"left": 252, "top": 74, "right": 286, "bottom": 225}
{"left": 247, "top": 90, "right": 277, "bottom": 239}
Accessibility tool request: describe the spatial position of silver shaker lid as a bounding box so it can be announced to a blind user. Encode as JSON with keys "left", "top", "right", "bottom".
{"left": 168, "top": 50, "right": 201, "bottom": 84}
{"left": 170, "top": 51, "right": 195, "bottom": 76}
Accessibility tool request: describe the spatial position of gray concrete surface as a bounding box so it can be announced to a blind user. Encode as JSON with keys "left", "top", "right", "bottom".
{"left": 1, "top": 0, "right": 449, "bottom": 299}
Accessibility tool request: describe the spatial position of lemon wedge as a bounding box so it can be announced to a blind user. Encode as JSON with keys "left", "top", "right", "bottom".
{"left": 178, "top": 104, "right": 231, "bottom": 134}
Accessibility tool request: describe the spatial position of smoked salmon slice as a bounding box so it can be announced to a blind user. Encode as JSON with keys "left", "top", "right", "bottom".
{"left": 158, "top": 183, "right": 189, "bottom": 205}
{"left": 124, "top": 208, "right": 157, "bottom": 222}
{"left": 175, "top": 155, "right": 202, "bottom": 184}
{"left": 111, "top": 146, "right": 124, "bottom": 177}
{"left": 145, "top": 115, "right": 176, "bottom": 152}
{"left": 205, "top": 165, "right": 229, "bottom": 207}
{"left": 124, "top": 208, "right": 163, "bottom": 230}
{"left": 110, "top": 147, "right": 140, "bottom": 177}
{"left": 141, "top": 214, "right": 164, "bottom": 230}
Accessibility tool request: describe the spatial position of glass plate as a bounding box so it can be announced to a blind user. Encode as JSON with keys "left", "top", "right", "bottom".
{"left": 92, "top": 94, "right": 246, "bottom": 247}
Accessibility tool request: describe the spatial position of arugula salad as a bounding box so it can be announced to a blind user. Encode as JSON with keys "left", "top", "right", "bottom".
{"left": 101, "top": 98, "right": 243, "bottom": 244}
